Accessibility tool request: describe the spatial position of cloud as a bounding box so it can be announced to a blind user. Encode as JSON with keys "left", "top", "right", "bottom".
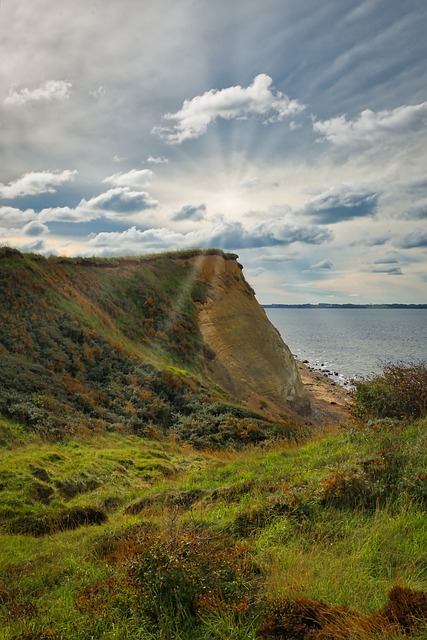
{"left": 14, "top": 239, "right": 47, "bottom": 253}
{"left": 258, "top": 254, "right": 299, "bottom": 263}
{"left": 147, "top": 156, "right": 169, "bottom": 164}
{"left": 153, "top": 74, "right": 305, "bottom": 144}
{"left": 0, "top": 206, "right": 36, "bottom": 228}
{"left": 373, "top": 258, "right": 399, "bottom": 265}
{"left": 369, "top": 265, "right": 403, "bottom": 275}
{"left": 403, "top": 198, "right": 427, "bottom": 219}
{"left": 0, "top": 170, "right": 77, "bottom": 199}
{"left": 37, "top": 188, "right": 158, "bottom": 224}
{"left": 396, "top": 230, "right": 427, "bottom": 249}
{"left": 301, "top": 185, "right": 378, "bottom": 223}
{"left": 103, "top": 169, "right": 155, "bottom": 189}
{"left": 172, "top": 203, "right": 207, "bottom": 221}
{"left": 23, "top": 221, "right": 49, "bottom": 237}
{"left": 38, "top": 206, "right": 85, "bottom": 223}
{"left": 84, "top": 217, "right": 332, "bottom": 256}
{"left": 313, "top": 101, "right": 427, "bottom": 146}
{"left": 311, "top": 259, "right": 333, "bottom": 269}
{"left": 350, "top": 234, "right": 391, "bottom": 247}
{"left": 4, "top": 80, "right": 72, "bottom": 106}
{"left": 243, "top": 220, "right": 333, "bottom": 248}
{"left": 82, "top": 188, "right": 158, "bottom": 215}
{"left": 90, "top": 84, "right": 106, "bottom": 98}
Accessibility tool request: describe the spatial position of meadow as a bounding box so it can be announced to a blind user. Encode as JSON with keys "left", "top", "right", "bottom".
{"left": 1, "top": 399, "right": 426, "bottom": 638}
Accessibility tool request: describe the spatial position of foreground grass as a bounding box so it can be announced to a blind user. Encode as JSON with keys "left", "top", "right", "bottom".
{"left": 1, "top": 416, "right": 427, "bottom": 639}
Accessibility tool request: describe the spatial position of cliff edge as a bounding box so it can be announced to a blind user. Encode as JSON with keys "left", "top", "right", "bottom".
{"left": 0, "top": 247, "right": 310, "bottom": 436}
{"left": 190, "top": 252, "right": 310, "bottom": 420}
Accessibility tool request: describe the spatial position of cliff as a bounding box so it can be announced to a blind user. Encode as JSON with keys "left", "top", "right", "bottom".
{"left": 0, "top": 247, "right": 309, "bottom": 442}
{"left": 191, "top": 253, "right": 308, "bottom": 419}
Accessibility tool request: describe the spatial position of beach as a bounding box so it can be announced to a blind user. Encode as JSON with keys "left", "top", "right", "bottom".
{"left": 297, "top": 359, "right": 353, "bottom": 427}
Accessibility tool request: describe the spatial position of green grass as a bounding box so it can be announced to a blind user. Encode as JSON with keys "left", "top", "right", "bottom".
{"left": 1, "top": 415, "right": 426, "bottom": 638}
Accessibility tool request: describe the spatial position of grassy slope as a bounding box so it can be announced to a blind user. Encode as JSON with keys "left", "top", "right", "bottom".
{"left": 1, "top": 414, "right": 426, "bottom": 639}
{"left": 0, "top": 248, "right": 303, "bottom": 449}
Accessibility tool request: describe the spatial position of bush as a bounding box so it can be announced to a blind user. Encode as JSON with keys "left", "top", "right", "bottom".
{"left": 134, "top": 529, "right": 256, "bottom": 627}
{"left": 351, "top": 362, "right": 427, "bottom": 421}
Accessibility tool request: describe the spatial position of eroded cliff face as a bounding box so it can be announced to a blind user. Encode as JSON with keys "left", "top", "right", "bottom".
{"left": 189, "top": 253, "right": 310, "bottom": 420}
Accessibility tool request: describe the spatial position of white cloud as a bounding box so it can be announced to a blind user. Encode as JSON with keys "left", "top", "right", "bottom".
{"left": 153, "top": 74, "right": 305, "bottom": 143}
{"left": 0, "top": 206, "right": 36, "bottom": 228}
{"left": 90, "top": 84, "right": 106, "bottom": 98}
{"left": 396, "top": 230, "right": 427, "bottom": 249}
{"left": 403, "top": 197, "right": 427, "bottom": 219}
{"left": 311, "top": 259, "right": 333, "bottom": 269}
{"left": 103, "top": 169, "right": 155, "bottom": 189}
{"left": 301, "top": 184, "right": 378, "bottom": 223}
{"left": 0, "top": 170, "right": 77, "bottom": 198}
{"left": 84, "top": 216, "right": 332, "bottom": 256}
{"left": 313, "top": 101, "right": 427, "bottom": 146}
{"left": 258, "top": 253, "right": 300, "bottom": 263}
{"left": 147, "top": 155, "right": 169, "bottom": 164}
{"left": 82, "top": 188, "right": 158, "bottom": 215}
{"left": 172, "top": 203, "right": 207, "bottom": 221}
{"left": 4, "top": 80, "right": 72, "bottom": 106}
{"left": 37, "top": 188, "right": 158, "bottom": 223}
{"left": 38, "top": 206, "right": 85, "bottom": 223}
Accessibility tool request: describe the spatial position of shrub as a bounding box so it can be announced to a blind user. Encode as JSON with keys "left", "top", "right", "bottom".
{"left": 134, "top": 529, "right": 256, "bottom": 627}
{"left": 351, "top": 361, "right": 427, "bottom": 421}
{"left": 318, "top": 460, "right": 389, "bottom": 510}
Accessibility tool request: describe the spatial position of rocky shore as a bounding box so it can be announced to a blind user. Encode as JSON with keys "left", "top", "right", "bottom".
{"left": 297, "top": 359, "right": 353, "bottom": 427}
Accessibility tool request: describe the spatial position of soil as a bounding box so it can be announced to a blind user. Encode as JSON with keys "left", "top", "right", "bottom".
{"left": 296, "top": 360, "right": 353, "bottom": 427}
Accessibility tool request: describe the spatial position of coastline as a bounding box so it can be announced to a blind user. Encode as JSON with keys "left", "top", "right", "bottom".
{"left": 296, "top": 359, "right": 353, "bottom": 427}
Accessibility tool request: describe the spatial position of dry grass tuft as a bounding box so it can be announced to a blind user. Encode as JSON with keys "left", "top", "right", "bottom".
{"left": 257, "top": 586, "right": 427, "bottom": 639}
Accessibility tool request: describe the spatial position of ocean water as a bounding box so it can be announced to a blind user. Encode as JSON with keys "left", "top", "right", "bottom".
{"left": 265, "top": 308, "right": 427, "bottom": 384}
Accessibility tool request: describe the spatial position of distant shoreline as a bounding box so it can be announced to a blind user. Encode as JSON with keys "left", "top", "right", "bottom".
{"left": 262, "top": 303, "right": 427, "bottom": 309}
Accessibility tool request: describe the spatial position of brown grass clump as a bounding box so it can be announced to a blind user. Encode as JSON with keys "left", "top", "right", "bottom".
{"left": 257, "top": 587, "right": 427, "bottom": 639}
{"left": 7, "top": 506, "right": 107, "bottom": 536}
{"left": 372, "top": 586, "right": 427, "bottom": 635}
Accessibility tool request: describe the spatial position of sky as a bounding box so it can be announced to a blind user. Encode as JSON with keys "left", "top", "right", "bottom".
{"left": 1, "top": 0, "right": 427, "bottom": 304}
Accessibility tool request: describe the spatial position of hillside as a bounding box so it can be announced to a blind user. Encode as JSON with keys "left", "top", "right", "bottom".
{"left": 1, "top": 247, "right": 427, "bottom": 639}
{"left": 0, "top": 246, "right": 309, "bottom": 446}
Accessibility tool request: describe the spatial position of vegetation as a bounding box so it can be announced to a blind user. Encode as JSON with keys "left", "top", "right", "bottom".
{"left": 351, "top": 362, "right": 427, "bottom": 421}
{"left": 0, "top": 248, "right": 426, "bottom": 638}
{"left": 0, "top": 247, "right": 292, "bottom": 447}
{"left": 1, "top": 402, "right": 427, "bottom": 638}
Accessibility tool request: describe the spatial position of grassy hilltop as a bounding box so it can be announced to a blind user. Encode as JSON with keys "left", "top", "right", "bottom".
{"left": 0, "top": 246, "right": 304, "bottom": 446}
{"left": 0, "top": 247, "right": 427, "bottom": 639}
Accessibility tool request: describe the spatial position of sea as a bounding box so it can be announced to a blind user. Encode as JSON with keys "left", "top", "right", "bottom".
{"left": 265, "top": 308, "right": 427, "bottom": 386}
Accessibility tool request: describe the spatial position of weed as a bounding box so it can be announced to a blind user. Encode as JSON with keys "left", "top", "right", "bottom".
{"left": 134, "top": 528, "right": 257, "bottom": 628}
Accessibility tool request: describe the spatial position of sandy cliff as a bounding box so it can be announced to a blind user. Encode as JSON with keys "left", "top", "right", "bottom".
{"left": 188, "top": 252, "right": 310, "bottom": 420}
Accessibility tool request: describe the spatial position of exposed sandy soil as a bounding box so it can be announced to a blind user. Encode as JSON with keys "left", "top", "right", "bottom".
{"left": 194, "top": 254, "right": 308, "bottom": 421}
{"left": 296, "top": 360, "right": 353, "bottom": 427}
